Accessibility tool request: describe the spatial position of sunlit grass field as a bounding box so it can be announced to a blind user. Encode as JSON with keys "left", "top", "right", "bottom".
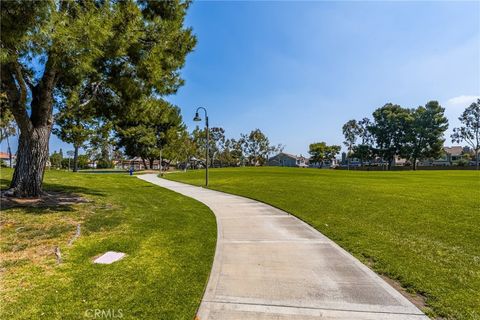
{"left": 167, "top": 167, "right": 480, "bottom": 319}
{"left": 0, "top": 168, "right": 216, "bottom": 319}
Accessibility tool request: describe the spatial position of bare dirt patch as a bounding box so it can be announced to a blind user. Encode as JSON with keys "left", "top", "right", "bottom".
{"left": 360, "top": 256, "right": 434, "bottom": 317}
{"left": 378, "top": 274, "right": 429, "bottom": 312}
{"left": 1, "top": 191, "right": 89, "bottom": 209}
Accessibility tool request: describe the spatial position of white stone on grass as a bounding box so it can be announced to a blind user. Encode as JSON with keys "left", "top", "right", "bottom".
{"left": 93, "top": 251, "right": 125, "bottom": 264}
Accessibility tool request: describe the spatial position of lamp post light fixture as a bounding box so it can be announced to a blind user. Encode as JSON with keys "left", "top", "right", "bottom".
{"left": 193, "top": 107, "right": 209, "bottom": 187}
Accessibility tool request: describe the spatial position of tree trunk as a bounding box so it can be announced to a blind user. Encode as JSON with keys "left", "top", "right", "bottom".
{"left": 388, "top": 158, "right": 393, "bottom": 170}
{"left": 73, "top": 145, "right": 79, "bottom": 172}
{"left": 10, "top": 126, "right": 51, "bottom": 197}
{"left": 6, "top": 135, "right": 12, "bottom": 168}
{"left": 476, "top": 150, "right": 479, "bottom": 170}
{"left": 149, "top": 158, "right": 154, "bottom": 170}
{"left": 2, "top": 56, "right": 58, "bottom": 197}
{"left": 141, "top": 158, "right": 147, "bottom": 170}
{"left": 412, "top": 157, "right": 417, "bottom": 171}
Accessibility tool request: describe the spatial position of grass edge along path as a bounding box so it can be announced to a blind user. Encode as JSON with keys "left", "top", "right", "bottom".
{"left": 166, "top": 167, "right": 480, "bottom": 320}
{"left": 0, "top": 169, "right": 217, "bottom": 320}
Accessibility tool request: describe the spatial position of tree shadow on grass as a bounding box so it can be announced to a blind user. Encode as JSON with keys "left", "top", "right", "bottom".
{"left": 43, "top": 182, "right": 107, "bottom": 197}
{"left": 1, "top": 181, "right": 106, "bottom": 214}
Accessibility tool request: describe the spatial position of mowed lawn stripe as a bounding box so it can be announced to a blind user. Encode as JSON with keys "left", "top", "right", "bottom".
{"left": 166, "top": 167, "right": 480, "bottom": 319}
{"left": 0, "top": 169, "right": 216, "bottom": 320}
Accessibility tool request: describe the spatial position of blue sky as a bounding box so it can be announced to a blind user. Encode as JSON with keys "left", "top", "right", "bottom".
{"left": 2, "top": 1, "right": 479, "bottom": 156}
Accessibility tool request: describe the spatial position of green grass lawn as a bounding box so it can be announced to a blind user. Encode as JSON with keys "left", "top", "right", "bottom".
{"left": 167, "top": 167, "right": 480, "bottom": 319}
{"left": 0, "top": 168, "right": 216, "bottom": 320}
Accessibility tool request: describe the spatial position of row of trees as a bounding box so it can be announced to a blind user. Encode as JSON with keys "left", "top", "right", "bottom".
{"left": 49, "top": 149, "right": 90, "bottom": 170}
{"left": 48, "top": 124, "right": 280, "bottom": 171}
{"left": 341, "top": 100, "right": 479, "bottom": 170}
{"left": 119, "top": 125, "right": 281, "bottom": 170}
{"left": 1, "top": 0, "right": 478, "bottom": 196}
{"left": 188, "top": 127, "right": 282, "bottom": 168}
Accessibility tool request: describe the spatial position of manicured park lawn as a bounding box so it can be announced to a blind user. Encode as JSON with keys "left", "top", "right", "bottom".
{"left": 167, "top": 167, "right": 480, "bottom": 319}
{"left": 0, "top": 168, "right": 216, "bottom": 320}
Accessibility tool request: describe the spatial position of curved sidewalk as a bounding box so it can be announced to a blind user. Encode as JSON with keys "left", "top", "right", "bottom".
{"left": 138, "top": 174, "right": 428, "bottom": 320}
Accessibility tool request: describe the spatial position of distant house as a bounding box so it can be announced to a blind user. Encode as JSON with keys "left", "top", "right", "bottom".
{"left": 115, "top": 157, "right": 171, "bottom": 170}
{"left": 341, "top": 152, "right": 362, "bottom": 167}
{"left": 0, "top": 151, "right": 16, "bottom": 167}
{"left": 393, "top": 156, "right": 408, "bottom": 166}
{"left": 309, "top": 158, "right": 339, "bottom": 168}
{"left": 443, "top": 146, "right": 465, "bottom": 164}
{"left": 419, "top": 146, "right": 465, "bottom": 166}
{"left": 268, "top": 153, "right": 309, "bottom": 167}
{"left": 115, "top": 157, "right": 149, "bottom": 170}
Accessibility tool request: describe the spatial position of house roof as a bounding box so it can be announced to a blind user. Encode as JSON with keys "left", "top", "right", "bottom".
{"left": 444, "top": 146, "right": 463, "bottom": 156}
{"left": 0, "top": 152, "right": 15, "bottom": 159}
{"left": 271, "top": 152, "right": 307, "bottom": 160}
{"left": 268, "top": 153, "right": 311, "bottom": 165}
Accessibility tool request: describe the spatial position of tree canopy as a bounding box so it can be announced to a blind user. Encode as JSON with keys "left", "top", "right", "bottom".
{"left": 345, "top": 101, "right": 449, "bottom": 169}
{"left": 308, "top": 142, "right": 341, "bottom": 168}
{"left": 451, "top": 99, "right": 480, "bottom": 169}
{"left": 116, "top": 98, "right": 184, "bottom": 169}
{"left": 404, "top": 101, "right": 448, "bottom": 169}
{"left": 1, "top": 0, "right": 196, "bottom": 196}
{"left": 370, "top": 104, "right": 410, "bottom": 168}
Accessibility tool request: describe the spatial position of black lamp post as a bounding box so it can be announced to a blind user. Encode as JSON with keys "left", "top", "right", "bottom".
{"left": 194, "top": 107, "right": 209, "bottom": 186}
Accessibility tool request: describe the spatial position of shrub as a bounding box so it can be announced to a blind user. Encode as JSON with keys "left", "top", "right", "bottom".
{"left": 97, "top": 159, "right": 114, "bottom": 169}
{"left": 456, "top": 159, "right": 469, "bottom": 167}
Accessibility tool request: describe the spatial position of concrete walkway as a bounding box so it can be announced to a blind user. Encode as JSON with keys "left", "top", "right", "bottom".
{"left": 138, "top": 174, "right": 428, "bottom": 320}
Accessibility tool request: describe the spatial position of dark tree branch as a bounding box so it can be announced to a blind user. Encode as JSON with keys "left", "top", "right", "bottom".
{"left": 79, "top": 81, "right": 103, "bottom": 107}
{"left": 0, "top": 62, "right": 32, "bottom": 133}
{"left": 30, "top": 56, "right": 58, "bottom": 127}
{"left": 12, "top": 61, "right": 28, "bottom": 105}
{"left": 24, "top": 74, "right": 36, "bottom": 93}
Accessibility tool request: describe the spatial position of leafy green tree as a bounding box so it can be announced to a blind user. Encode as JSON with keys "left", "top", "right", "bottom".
{"left": 357, "top": 117, "right": 374, "bottom": 146}
{"left": 404, "top": 101, "right": 448, "bottom": 170}
{"left": 191, "top": 126, "right": 221, "bottom": 167}
{"left": 116, "top": 99, "right": 183, "bottom": 170}
{"left": 451, "top": 99, "right": 480, "bottom": 169}
{"left": 241, "top": 129, "right": 274, "bottom": 166}
{"left": 231, "top": 139, "right": 246, "bottom": 166}
{"left": 191, "top": 127, "right": 206, "bottom": 166}
{"left": 217, "top": 138, "right": 235, "bottom": 167}
{"left": 0, "top": 0, "right": 195, "bottom": 196}
{"left": 308, "top": 142, "right": 341, "bottom": 168}
{"left": 370, "top": 104, "right": 411, "bottom": 169}
{"left": 191, "top": 127, "right": 226, "bottom": 167}
{"left": 356, "top": 117, "right": 376, "bottom": 165}
{"left": 52, "top": 85, "right": 96, "bottom": 172}
{"left": 219, "top": 138, "right": 245, "bottom": 167}
{"left": 77, "top": 154, "right": 90, "bottom": 169}
{"left": 0, "top": 107, "right": 16, "bottom": 168}
{"left": 163, "top": 128, "right": 195, "bottom": 169}
{"left": 342, "top": 117, "right": 375, "bottom": 166}
{"left": 342, "top": 119, "right": 359, "bottom": 169}
{"left": 87, "top": 121, "right": 114, "bottom": 169}
{"left": 210, "top": 127, "right": 226, "bottom": 167}
{"left": 49, "top": 150, "right": 63, "bottom": 169}
{"left": 352, "top": 144, "right": 374, "bottom": 165}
